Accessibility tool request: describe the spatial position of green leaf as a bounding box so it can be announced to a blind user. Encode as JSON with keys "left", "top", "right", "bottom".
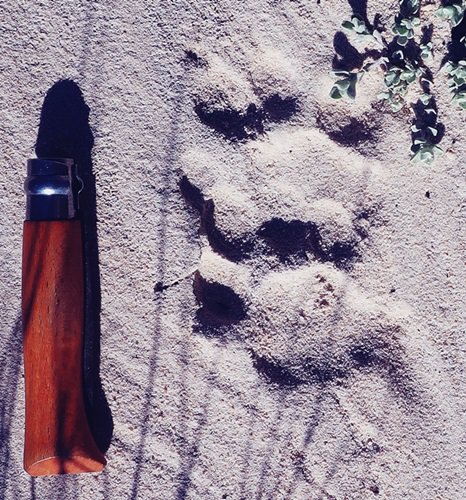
{"left": 394, "top": 24, "right": 409, "bottom": 35}
{"left": 412, "top": 142, "right": 443, "bottom": 165}
{"left": 397, "top": 36, "right": 409, "bottom": 46}
{"left": 420, "top": 93, "right": 431, "bottom": 105}
{"left": 451, "top": 12, "right": 464, "bottom": 27}
{"left": 342, "top": 20, "right": 355, "bottom": 30}
{"left": 452, "top": 91, "right": 466, "bottom": 107}
{"left": 420, "top": 150, "right": 434, "bottom": 163}
{"left": 335, "top": 79, "right": 351, "bottom": 91}
{"left": 330, "top": 86, "right": 343, "bottom": 99}
{"left": 372, "top": 30, "right": 383, "bottom": 45}
{"left": 420, "top": 42, "right": 433, "bottom": 59}
{"left": 332, "top": 70, "right": 350, "bottom": 77}
{"left": 354, "top": 21, "right": 368, "bottom": 34}
{"left": 444, "top": 61, "right": 455, "bottom": 73}
{"left": 347, "top": 78, "right": 357, "bottom": 99}
{"left": 411, "top": 150, "right": 422, "bottom": 162}
{"left": 436, "top": 6, "right": 456, "bottom": 19}
{"left": 385, "top": 71, "right": 400, "bottom": 86}
{"left": 400, "top": 70, "right": 416, "bottom": 83}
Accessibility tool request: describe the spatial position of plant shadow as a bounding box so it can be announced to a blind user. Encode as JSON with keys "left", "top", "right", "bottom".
{"left": 442, "top": 12, "right": 466, "bottom": 66}
{"left": 0, "top": 317, "right": 22, "bottom": 499}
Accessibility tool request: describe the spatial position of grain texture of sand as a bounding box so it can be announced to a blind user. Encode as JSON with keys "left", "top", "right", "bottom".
{"left": 0, "top": 1, "right": 465, "bottom": 499}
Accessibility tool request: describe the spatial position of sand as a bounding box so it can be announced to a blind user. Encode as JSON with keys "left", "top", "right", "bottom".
{"left": 1, "top": 0, "right": 466, "bottom": 498}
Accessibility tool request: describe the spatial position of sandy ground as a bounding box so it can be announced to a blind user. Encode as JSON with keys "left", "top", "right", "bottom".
{"left": 1, "top": 0, "right": 466, "bottom": 499}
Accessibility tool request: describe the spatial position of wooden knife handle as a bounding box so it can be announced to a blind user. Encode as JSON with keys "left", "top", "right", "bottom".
{"left": 22, "top": 220, "right": 106, "bottom": 476}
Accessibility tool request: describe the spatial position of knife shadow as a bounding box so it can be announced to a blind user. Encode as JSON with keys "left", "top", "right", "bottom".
{"left": 35, "top": 79, "right": 113, "bottom": 453}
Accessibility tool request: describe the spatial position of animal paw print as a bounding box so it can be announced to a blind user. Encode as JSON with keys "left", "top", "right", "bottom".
{"left": 185, "top": 46, "right": 302, "bottom": 142}
{"left": 194, "top": 93, "right": 298, "bottom": 142}
{"left": 180, "top": 48, "right": 414, "bottom": 396}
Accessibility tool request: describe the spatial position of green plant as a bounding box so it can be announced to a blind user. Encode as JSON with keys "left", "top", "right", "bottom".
{"left": 377, "top": 61, "right": 424, "bottom": 111}
{"left": 392, "top": 17, "right": 421, "bottom": 46}
{"left": 329, "top": 0, "right": 449, "bottom": 165}
{"left": 411, "top": 123, "right": 438, "bottom": 137}
{"left": 330, "top": 15, "right": 385, "bottom": 101}
{"left": 419, "top": 92, "right": 432, "bottom": 105}
{"left": 330, "top": 71, "right": 359, "bottom": 99}
{"left": 330, "top": 61, "right": 376, "bottom": 100}
{"left": 420, "top": 42, "right": 433, "bottom": 60}
{"left": 409, "top": 90, "right": 444, "bottom": 165}
{"left": 445, "top": 60, "right": 466, "bottom": 108}
{"left": 341, "top": 16, "right": 371, "bottom": 36}
{"left": 410, "top": 139, "right": 443, "bottom": 164}
{"left": 391, "top": 0, "right": 421, "bottom": 46}
{"left": 435, "top": 1, "right": 466, "bottom": 27}
{"left": 332, "top": 0, "right": 424, "bottom": 108}
{"left": 341, "top": 16, "right": 384, "bottom": 46}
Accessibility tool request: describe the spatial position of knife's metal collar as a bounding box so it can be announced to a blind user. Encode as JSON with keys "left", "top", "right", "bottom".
{"left": 25, "top": 158, "right": 83, "bottom": 220}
